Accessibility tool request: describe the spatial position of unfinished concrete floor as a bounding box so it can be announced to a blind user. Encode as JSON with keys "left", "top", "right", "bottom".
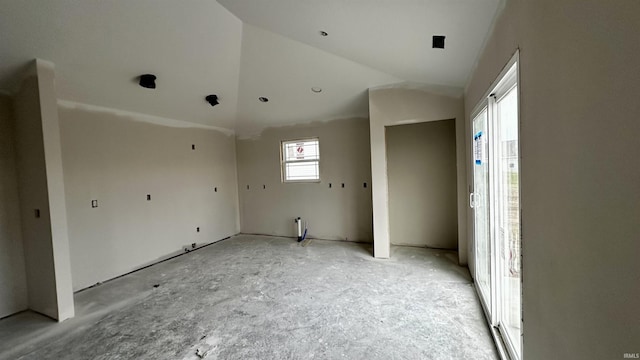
{"left": 0, "top": 235, "right": 497, "bottom": 360}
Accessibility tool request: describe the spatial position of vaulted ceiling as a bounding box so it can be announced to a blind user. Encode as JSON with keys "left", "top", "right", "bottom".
{"left": 0, "top": 0, "right": 501, "bottom": 136}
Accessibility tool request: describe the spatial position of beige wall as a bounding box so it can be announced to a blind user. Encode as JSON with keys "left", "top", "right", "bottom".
{"left": 369, "top": 87, "right": 466, "bottom": 261}
{"left": 465, "top": 0, "right": 640, "bottom": 358}
{"left": 58, "top": 103, "right": 240, "bottom": 291}
{"left": 0, "top": 94, "right": 28, "bottom": 318}
{"left": 11, "top": 60, "right": 75, "bottom": 321}
{"left": 386, "top": 120, "right": 457, "bottom": 249}
{"left": 13, "top": 74, "right": 59, "bottom": 319}
{"left": 36, "top": 60, "right": 74, "bottom": 321}
{"left": 236, "top": 118, "right": 373, "bottom": 242}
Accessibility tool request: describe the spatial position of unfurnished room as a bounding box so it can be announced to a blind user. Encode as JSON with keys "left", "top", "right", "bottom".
{"left": 0, "top": 1, "right": 638, "bottom": 359}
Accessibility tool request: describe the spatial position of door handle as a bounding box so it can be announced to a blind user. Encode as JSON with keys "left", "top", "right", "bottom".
{"left": 470, "top": 193, "right": 475, "bottom": 208}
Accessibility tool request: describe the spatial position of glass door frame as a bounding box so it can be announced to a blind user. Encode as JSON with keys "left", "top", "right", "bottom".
{"left": 470, "top": 51, "right": 522, "bottom": 360}
{"left": 471, "top": 107, "right": 497, "bottom": 328}
{"left": 491, "top": 78, "right": 521, "bottom": 360}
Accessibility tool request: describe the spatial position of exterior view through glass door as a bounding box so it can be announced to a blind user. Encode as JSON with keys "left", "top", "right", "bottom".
{"left": 495, "top": 82, "right": 521, "bottom": 357}
{"left": 472, "top": 109, "right": 491, "bottom": 307}
{"left": 472, "top": 58, "right": 521, "bottom": 360}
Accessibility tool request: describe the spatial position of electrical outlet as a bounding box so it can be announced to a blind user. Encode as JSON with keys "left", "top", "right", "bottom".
{"left": 196, "top": 227, "right": 200, "bottom": 232}
{"left": 91, "top": 200, "right": 98, "bottom": 208}
{"left": 146, "top": 194, "right": 151, "bottom": 201}
{"left": 191, "top": 243, "right": 196, "bottom": 249}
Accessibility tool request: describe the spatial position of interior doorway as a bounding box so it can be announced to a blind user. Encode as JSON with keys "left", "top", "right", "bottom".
{"left": 385, "top": 119, "right": 458, "bottom": 249}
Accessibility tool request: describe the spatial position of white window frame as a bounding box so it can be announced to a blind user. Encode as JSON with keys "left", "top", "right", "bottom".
{"left": 470, "top": 50, "right": 522, "bottom": 360}
{"left": 280, "top": 137, "right": 321, "bottom": 183}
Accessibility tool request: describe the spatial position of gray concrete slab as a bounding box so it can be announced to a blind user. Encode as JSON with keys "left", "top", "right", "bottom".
{"left": 0, "top": 235, "right": 497, "bottom": 360}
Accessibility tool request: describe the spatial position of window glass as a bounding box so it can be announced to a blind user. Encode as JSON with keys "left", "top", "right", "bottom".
{"left": 282, "top": 139, "right": 320, "bottom": 182}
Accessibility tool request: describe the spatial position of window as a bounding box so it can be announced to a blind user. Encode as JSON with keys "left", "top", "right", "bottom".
{"left": 281, "top": 138, "right": 320, "bottom": 182}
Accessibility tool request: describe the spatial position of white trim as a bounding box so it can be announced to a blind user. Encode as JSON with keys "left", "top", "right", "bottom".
{"left": 469, "top": 49, "right": 520, "bottom": 118}
{"left": 470, "top": 49, "right": 522, "bottom": 360}
{"left": 280, "top": 137, "right": 321, "bottom": 183}
{"left": 475, "top": 282, "right": 511, "bottom": 360}
{"left": 492, "top": 69, "right": 518, "bottom": 102}
{"left": 491, "top": 324, "right": 512, "bottom": 360}
{"left": 492, "top": 57, "right": 521, "bottom": 360}
{"left": 488, "top": 92, "right": 500, "bottom": 327}
{"left": 471, "top": 107, "right": 491, "bottom": 318}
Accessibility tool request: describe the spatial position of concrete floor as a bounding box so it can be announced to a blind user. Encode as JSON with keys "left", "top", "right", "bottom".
{"left": 0, "top": 235, "right": 498, "bottom": 360}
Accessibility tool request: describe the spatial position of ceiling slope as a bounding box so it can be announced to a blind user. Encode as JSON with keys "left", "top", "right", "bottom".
{"left": 218, "top": 0, "right": 501, "bottom": 87}
{"left": 0, "top": 0, "right": 243, "bottom": 129}
{"left": 0, "top": 1, "right": 500, "bottom": 132}
{"left": 236, "top": 24, "right": 402, "bottom": 137}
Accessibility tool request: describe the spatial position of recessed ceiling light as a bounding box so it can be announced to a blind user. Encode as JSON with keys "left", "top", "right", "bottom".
{"left": 319, "top": 30, "right": 328, "bottom": 37}
{"left": 258, "top": 97, "right": 269, "bottom": 102}
{"left": 311, "top": 87, "right": 322, "bottom": 93}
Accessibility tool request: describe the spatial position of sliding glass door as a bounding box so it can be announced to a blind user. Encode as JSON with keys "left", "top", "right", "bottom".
{"left": 472, "top": 109, "right": 491, "bottom": 306}
{"left": 472, "top": 58, "right": 521, "bottom": 359}
{"left": 495, "top": 83, "right": 521, "bottom": 357}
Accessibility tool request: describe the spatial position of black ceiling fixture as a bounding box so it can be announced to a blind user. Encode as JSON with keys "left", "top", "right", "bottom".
{"left": 138, "top": 74, "right": 157, "bottom": 89}
{"left": 205, "top": 94, "right": 219, "bottom": 107}
{"left": 258, "top": 97, "right": 269, "bottom": 102}
{"left": 319, "top": 30, "right": 328, "bottom": 37}
{"left": 432, "top": 35, "right": 445, "bottom": 49}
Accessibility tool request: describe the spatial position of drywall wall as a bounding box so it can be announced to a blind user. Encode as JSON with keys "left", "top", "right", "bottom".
{"left": 465, "top": 0, "right": 640, "bottom": 358}
{"left": 386, "top": 120, "right": 457, "bottom": 249}
{"left": 369, "top": 87, "right": 466, "bottom": 261}
{"left": 36, "top": 60, "right": 74, "bottom": 321}
{"left": 236, "top": 118, "right": 373, "bottom": 242}
{"left": 58, "top": 102, "right": 240, "bottom": 291}
{"left": 12, "top": 60, "right": 75, "bottom": 321}
{"left": 0, "top": 94, "right": 28, "bottom": 318}
{"left": 13, "top": 73, "right": 58, "bottom": 319}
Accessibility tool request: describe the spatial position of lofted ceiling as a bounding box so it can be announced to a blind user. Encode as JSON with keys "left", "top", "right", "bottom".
{"left": 235, "top": 24, "right": 402, "bottom": 137}
{"left": 0, "top": 0, "right": 243, "bottom": 130}
{"left": 219, "top": 0, "right": 501, "bottom": 88}
{"left": 0, "top": 0, "right": 501, "bottom": 136}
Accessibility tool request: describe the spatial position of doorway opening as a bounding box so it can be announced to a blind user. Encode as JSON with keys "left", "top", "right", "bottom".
{"left": 386, "top": 120, "right": 458, "bottom": 249}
